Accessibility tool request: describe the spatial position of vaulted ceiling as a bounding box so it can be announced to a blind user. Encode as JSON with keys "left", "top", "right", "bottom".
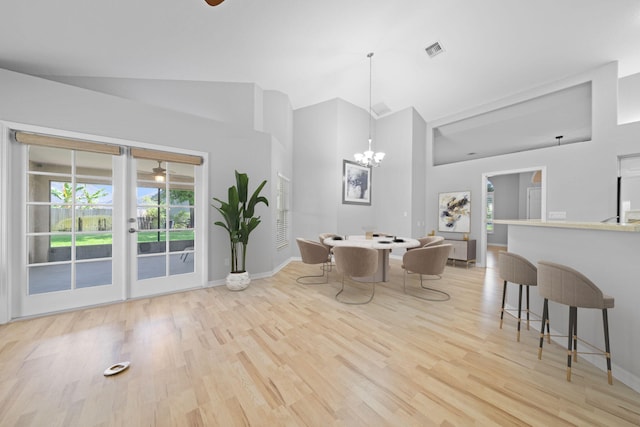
{"left": 1, "top": 0, "right": 639, "bottom": 124}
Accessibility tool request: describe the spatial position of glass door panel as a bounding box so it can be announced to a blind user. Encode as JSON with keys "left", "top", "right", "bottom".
{"left": 26, "top": 145, "right": 116, "bottom": 295}
{"left": 130, "top": 157, "right": 199, "bottom": 297}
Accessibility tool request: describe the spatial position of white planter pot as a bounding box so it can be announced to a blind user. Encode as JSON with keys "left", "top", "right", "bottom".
{"left": 226, "top": 271, "right": 250, "bottom": 291}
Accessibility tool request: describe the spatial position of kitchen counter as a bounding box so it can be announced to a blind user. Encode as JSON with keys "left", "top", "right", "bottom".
{"left": 497, "top": 219, "right": 640, "bottom": 392}
{"left": 494, "top": 219, "right": 640, "bottom": 232}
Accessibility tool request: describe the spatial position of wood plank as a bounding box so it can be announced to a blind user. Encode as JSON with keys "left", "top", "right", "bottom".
{"left": 1, "top": 249, "right": 639, "bottom": 426}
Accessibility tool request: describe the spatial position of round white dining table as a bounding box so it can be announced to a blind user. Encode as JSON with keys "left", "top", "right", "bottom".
{"left": 323, "top": 235, "right": 420, "bottom": 282}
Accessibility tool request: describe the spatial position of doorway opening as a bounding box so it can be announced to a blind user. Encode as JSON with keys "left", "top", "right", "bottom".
{"left": 479, "top": 167, "right": 546, "bottom": 268}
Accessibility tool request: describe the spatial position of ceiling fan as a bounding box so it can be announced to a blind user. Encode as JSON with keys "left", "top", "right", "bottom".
{"left": 204, "top": 0, "right": 225, "bottom": 6}
{"left": 152, "top": 161, "right": 166, "bottom": 182}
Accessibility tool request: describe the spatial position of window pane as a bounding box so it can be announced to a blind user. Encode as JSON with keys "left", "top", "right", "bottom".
{"left": 137, "top": 186, "right": 164, "bottom": 206}
{"left": 75, "top": 206, "right": 112, "bottom": 232}
{"left": 169, "top": 187, "right": 194, "bottom": 206}
{"left": 170, "top": 253, "right": 194, "bottom": 275}
{"left": 76, "top": 233, "right": 112, "bottom": 260}
{"left": 77, "top": 261, "right": 112, "bottom": 288}
{"left": 48, "top": 206, "right": 73, "bottom": 232}
{"left": 50, "top": 181, "right": 77, "bottom": 205}
{"left": 137, "top": 232, "right": 166, "bottom": 254}
{"left": 75, "top": 182, "right": 113, "bottom": 206}
{"left": 169, "top": 230, "right": 194, "bottom": 253}
{"left": 29, "top": 176, "right": 60, "bottom": 203}
{"left": 136, "top": 158, "right": 163, "bottom": 183}
{"left": 136, "top": 208, "right": 166, "bottom": 230}
{"left": 28, "top": 205, "right": 66, "bottom": 233}
{"left": 169, "top": 162, "right": 194, "bottom": 184}
{"left": 169, "top": 207, "right": 194, "bottom": 229}
{"left": 29, "top": 264, "right": 71, "bottom": 294}
{"left": 75, "top": 151, "right": 113, "bottom": 178}
{"left": 28, "top": 145, "right": 72, "bottom": 174}
{"left": 138, "top": 255, "right": 166, "bottom": 280}
{"left": 28, "top": 235, "right": 60, "bottom": 264}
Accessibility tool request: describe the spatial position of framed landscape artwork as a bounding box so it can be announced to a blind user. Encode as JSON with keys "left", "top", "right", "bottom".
{"left": 438, "top": 191, "right": 471, "bottom": 233}
{"left": 342, "top": 160, "right": 371, "bottom": 205}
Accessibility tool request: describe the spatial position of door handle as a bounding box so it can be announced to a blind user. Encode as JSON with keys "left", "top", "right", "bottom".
{"left": 129, "top": 228, "right": 137, "bottom": 234}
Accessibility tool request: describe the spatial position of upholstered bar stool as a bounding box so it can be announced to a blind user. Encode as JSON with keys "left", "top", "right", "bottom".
{"left": 537, "top": 261, "right": 615, "bottom": 385}
{"left": 498, "top": 252, "right": 547, "bottom": 341}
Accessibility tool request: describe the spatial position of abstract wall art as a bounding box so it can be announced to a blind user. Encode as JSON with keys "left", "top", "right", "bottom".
{"left": 438, "top": 191, "right": 471, "bottom": 232}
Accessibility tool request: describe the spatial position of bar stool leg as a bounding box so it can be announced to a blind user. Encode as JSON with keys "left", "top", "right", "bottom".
{"left": 573, "top": 309, "right": 578, "bottom": 362}
{"left": 517, "top": 284, "right": 523, "bottom": 342}
{"left": 499, "top": 280, "right": 507, "bottom": 329}
{"left": 546, "top": 309, "right": 551, "bottom": 344}
{"left": 567, "top": 306, "right": 577, "bottom": 381}
{"left": 603, "top": 308, "right": 613, "bottom": 385}
{"left": 538, "top": 298, "right": 548, "bottom": 359}
{"left": 526, "top": 285, "right": 531, "bottom": 330}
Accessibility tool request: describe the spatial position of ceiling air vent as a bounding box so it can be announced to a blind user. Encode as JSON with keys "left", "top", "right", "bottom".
{"left": 425, "top": 41, "right": 444, "bottom": 58}
{"left": 372, "top": 102, "right": 391, "bottom": 117}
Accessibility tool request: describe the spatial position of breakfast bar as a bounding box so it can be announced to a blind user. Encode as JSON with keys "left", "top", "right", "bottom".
{"left": 494, "top": 219, "right": 640, "bottom": 391}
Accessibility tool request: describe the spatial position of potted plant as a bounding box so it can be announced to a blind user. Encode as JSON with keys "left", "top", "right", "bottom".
{"left": 212, "top": 170, "right": 269, "bottom": 290}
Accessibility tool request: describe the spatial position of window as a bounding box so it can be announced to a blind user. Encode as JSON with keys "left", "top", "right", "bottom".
{"left": 486, "top": 180, "right": 494, "bottom": 234}
{"left": 276, "top": 173, "right": 290, "bottom": 249}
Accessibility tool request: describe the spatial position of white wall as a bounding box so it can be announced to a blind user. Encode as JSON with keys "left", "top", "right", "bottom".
{"left": 292, "top": 99, "right": 424, "bottom": 252}
{"left": 292, "top": 99, "right": 341, "bottom": 244}
{"left": 411, "top": 109, "right": 427, "bottom": 238}
{"left": 375, "top": 107, "right": 418, "bottom": 239}
{"left": 335, "top": 100, "right": 378, "bottom": 234}
{"left": 427, "top": 62, "right": 622, "bottom": 246}
{"left": 0, "top": 68, "right": 273, "bottom": 283}
{"left": 619, "top": 72, "right": 640, "bottom": 125}
{"left": 37, "top": 74, "right": 297, "bottom": 276}
{"left": 44, "top": 76, "right": 260, "bottom": 129}
{"left": 264, "top": 90, "right": 294, "bottom": 269}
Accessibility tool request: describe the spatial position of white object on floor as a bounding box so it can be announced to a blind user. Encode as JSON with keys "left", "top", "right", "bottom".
{"left": 103, "top": 361, "right": 130, "bottom": 376}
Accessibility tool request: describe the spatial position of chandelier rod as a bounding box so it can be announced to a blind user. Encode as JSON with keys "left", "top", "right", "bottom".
{"left": 368, "top": 52, "right": 373, "bottom": 143}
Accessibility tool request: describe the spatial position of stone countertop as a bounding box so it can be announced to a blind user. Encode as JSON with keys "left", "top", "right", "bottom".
{"left": 493, "top": 219, "right": 640, "bottom": 232}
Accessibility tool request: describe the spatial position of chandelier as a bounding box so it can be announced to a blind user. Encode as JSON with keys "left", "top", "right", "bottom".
{"left": 354, "top": 52, "right": 385, "bottom": 168}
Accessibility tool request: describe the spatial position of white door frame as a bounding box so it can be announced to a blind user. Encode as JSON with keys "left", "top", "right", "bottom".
{"left": 479, "top": 166, "right": 546, "bottom": 267}
{"left": 127, "top": 153, "right": 208, "bottom": 299}
{"left": 1, "top": 120, "right": 208, "bottom": 322}
{"left": 0, "top": 124, "right": 9, "bottom": 324}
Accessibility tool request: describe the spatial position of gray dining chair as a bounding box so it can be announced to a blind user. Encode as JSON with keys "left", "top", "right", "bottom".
{"left": 318, "top": 233, "right": 339, "bottom": 270}
{"left": 333, "top": 246, "right": 379, "bottom": 304}
{"left": 296, "top": 238, "right": 331, "bottom": 284}
{"left": 401, "top": 244, "right": 452, "bottom": 301}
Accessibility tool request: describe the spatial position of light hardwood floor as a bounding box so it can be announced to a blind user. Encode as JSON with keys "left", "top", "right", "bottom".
{"left": 1, "top": 255, "right": 639, "bottom": 426}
